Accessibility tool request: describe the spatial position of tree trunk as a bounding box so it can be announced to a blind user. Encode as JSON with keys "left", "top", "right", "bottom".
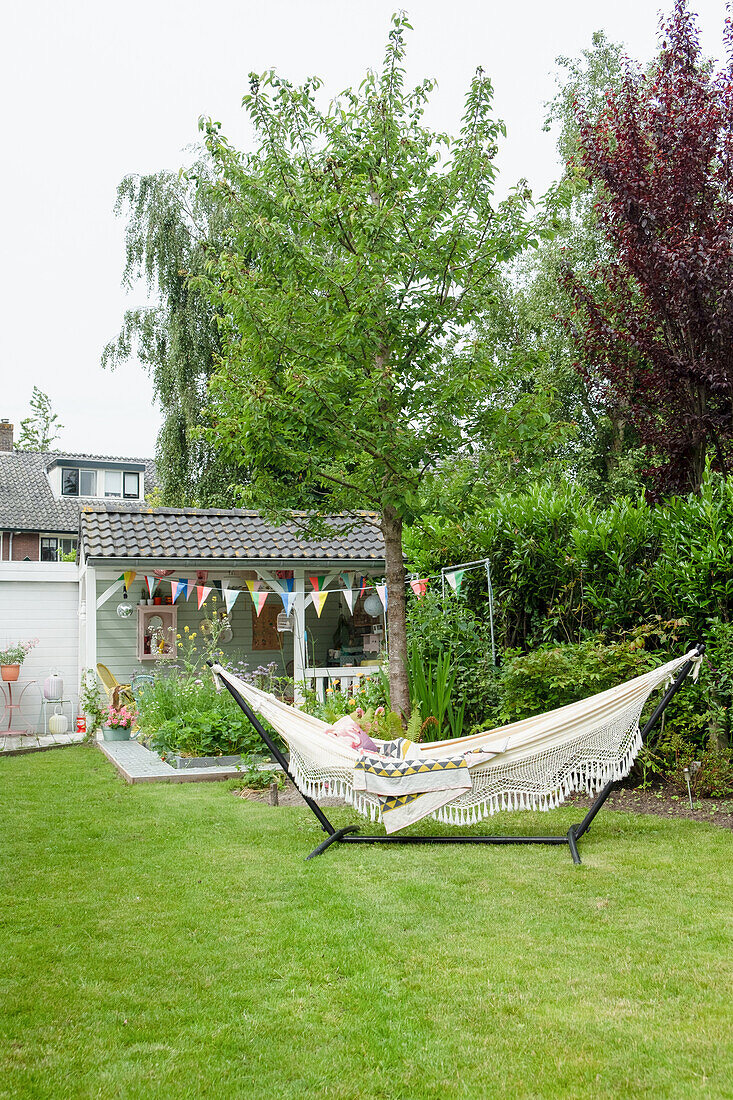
{"left": 381, "top": 506, "right": 410, "bottom": 719}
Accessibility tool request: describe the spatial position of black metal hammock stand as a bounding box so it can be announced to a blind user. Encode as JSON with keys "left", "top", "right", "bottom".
{"left": 210, "top": 647, "right": 703, "bottom": 863}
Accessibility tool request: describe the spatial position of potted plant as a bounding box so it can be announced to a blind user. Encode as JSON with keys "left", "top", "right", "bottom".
{"left": 102, "top": 702, "right": 137, "bottom": 741}
{"left": 0, "top": 639, "right": 38, "bottom": 681}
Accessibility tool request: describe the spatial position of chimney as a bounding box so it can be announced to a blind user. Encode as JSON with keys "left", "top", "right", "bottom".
{"left": 0, "top": 419, "right": 13, "bottom": 452}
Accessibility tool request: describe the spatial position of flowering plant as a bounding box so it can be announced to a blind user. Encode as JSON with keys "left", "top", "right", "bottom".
{"left": 0, "top": 638, "right": 39, "bottom": 665}
{"left": 104, "top": 703, "right": 137, "bottom": 730}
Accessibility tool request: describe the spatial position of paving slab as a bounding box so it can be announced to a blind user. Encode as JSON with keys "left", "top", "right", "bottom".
{"left": 97, "top": 738, "right": 251, "bottom": 784}
{"left": 0, "top": 731, "right": 86, "bottom": 756}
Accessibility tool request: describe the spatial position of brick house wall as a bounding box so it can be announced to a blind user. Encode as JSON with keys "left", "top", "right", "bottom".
{"left": 1, "top": 531, "right": 40, "bottom": 561}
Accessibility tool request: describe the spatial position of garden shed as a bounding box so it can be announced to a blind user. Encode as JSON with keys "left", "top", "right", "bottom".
{"left": 78, "top": 506, "right": 386, "bottom": 698}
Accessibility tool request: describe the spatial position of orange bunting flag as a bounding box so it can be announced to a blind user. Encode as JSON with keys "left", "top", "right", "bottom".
{"left": 196, "top": 585, "right": 212, "bottom": 610}
{"left": 410, "top": 578, "right": 428, "bottom": 600}
{"left": 123, "top": 570, "right": 137, "bottom": 592}
{"left": 311, "top": 590, "right": 329, "bottom": 618}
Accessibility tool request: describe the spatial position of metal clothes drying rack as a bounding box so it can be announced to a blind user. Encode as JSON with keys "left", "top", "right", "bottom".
{"left": 211, "top": 646, "right": 703, "bottom": 863}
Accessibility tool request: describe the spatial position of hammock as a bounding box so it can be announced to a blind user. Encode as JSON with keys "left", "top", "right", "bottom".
{"left": 212, "top": 648, "right": 702, "bottom": 859}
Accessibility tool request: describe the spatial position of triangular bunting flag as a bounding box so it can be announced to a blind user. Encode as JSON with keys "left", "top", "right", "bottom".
{"left": 340, "top": 572, "right": 355, "bottom": 592}
{"left": 376, "top": 583, "right": 388, "bottom": 611}
{"left": 144, "top": 575, "right": 157, "bottom": 597}
{"left": 281, "top": 590, "right": 295, "bottom": 616}
{"left": 253, "top": 591, "right": 268, "bottom": 617}
{"left": 308, "top": 575, "right": 328, "bottom": 592}
{"left": 171, "top": 579, "right": 188, "bottom": 603}
{"left": 224, "top": 587, "right": 240, "bottom": 615}
{"left": 123, "top": 570, "right": 137, "bottom": 592}
{"left": 196, "top": 585, "right": 212, "bottom": 610}
{"left": 311, "top": 590, "right": 329, "bottom": 618}
{"left": 446, "top": 569, "right": 466, "bottom": 595}
{"left": 245, "top": 579, "right": 261, "bottom": 600}
{"left": 211, "top": 579, "right": 223, "bottom": 597}
{"left": 410, "top": 578, "right": 429, "bottom": 600}
{"left": 359, "top": 577, "right": 368, "bottom": 598}
{"left": 342, "top": 588, "right": 356, "bottom": 614}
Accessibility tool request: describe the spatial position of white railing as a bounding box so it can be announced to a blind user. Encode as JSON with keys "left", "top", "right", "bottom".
{"left": 302, "top": 665, "right": 382, "bottom": 703}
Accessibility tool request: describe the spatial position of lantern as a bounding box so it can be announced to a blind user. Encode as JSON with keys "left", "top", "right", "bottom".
{"left": 116, "top": 588, "right": 133, "bottom": 619}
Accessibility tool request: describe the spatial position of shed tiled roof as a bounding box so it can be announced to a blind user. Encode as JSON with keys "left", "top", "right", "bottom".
{"left": 0, "top": 450, "right": 156, "bottom": 532}
{"left": 80, "top": 507, "right": 384, "bottom": 563}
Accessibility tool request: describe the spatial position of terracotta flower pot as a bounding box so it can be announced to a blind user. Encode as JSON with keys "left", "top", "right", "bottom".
{"left": 1, "top": 664, "right": 20, "bottom": 682}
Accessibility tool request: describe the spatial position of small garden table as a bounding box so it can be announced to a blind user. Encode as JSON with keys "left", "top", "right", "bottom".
{"left": 0, "top": 679, "right": 40, "bottom": 734}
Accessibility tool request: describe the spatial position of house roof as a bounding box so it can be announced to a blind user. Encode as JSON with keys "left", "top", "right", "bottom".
{"left": 79, "top": 507, "right": 385, "bottom": 565}
{"left": 0, "top": 450, "right": 157, "bottom": 533}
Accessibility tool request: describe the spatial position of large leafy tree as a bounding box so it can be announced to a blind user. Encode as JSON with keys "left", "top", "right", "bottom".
{"left": 199, "top": 15, "right": 538, "bottom": 714}
{"left": 103, "top": 167, "right": 240, "bottom": 505}
{"left": 565, "top": 0, "right": 733, "bottom": 493}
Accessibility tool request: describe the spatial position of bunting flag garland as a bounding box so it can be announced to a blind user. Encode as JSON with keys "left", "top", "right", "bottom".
{"left": 446, "top": 569, "right": 466, "bottom": 595}
{"left": 123, "top": 570, "right": 137, "bottom": 592}
{"left": 410, "top": 578, "right": 429, "bottom": 600}
{"left": 196, "top": 585, "right": 212, "bottom": 610}
{"left": 144, "top": 575, "right": 158, "bottom": 597}
{"left": 311, "top": 590, "right": 329, "bottom": 618}
{"left": 171, "top": 579, "right": 188, "bottom": 603}
{"left": 308, "top": 575, "right": 328, "bottom": 592}
{"left": 224, "top": 587, "right": 240, "bottom": 615}
{"left": 342, "top": 587, "right": 356, "bottom": 614}
{"left": 376, "top": 583, "right": 388, "bottom": 611}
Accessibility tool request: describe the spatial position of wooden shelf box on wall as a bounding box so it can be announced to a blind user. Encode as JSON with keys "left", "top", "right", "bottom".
{"left": 137, "top": 606, "right": 177, "bottom": 661}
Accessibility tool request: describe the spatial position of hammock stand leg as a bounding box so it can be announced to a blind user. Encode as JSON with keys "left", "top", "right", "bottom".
{"left": 208, "top": 661, "right": 339, "bottom": 838}
{"left": 569, "top": 646, "right": 703, "bottom": 854}
{"left": 212, "top": 646, "right": 701, "bottom": 863}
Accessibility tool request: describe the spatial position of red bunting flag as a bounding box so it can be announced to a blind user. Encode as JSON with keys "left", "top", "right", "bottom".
{"left": 196, "top": 585, "right": 212, "bottom": 610}
{"left": 410, "top": 578, "right": 429, "bottom": 600}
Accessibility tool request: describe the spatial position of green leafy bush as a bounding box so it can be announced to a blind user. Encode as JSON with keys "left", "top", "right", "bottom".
{"left": 405, "top": 591, "right": 494, "bottom": 730}
{"left": 497, "top": 637, "right": 658, "bottom": 723}
{"left": 146, "top": 707, "right": 260, "bottom": 759}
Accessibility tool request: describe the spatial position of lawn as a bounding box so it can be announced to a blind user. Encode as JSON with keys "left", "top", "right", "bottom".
{"left": 2, "top": 747, "right": 732, "bottom": 1100}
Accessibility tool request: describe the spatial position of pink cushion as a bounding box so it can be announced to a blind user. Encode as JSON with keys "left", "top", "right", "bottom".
{"left": 326, "top": 716, "right": 378, "bottom": 753}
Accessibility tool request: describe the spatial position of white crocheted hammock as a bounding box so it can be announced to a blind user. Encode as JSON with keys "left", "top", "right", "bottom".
{"left": 214, "top": 650, "right": 701, "bottom": 830}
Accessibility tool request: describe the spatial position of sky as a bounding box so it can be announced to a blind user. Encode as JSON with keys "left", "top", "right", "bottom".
{"left": 0, "top": 0, "right": 728, "bottom": 459}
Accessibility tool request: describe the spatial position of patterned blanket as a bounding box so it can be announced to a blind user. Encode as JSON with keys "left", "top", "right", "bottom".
{"left": 352, "top": 737, "right": 478, "bottom": 833}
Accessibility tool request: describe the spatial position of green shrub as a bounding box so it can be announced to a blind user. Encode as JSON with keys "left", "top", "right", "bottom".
{"left": 405, "top": 590, "right": 494, "bottom": 729}
{"left": 497, "top": 636, "right": 659, "bottom": 723}
{"left": 146, "top": 707, "right": 260, "bottom": 759}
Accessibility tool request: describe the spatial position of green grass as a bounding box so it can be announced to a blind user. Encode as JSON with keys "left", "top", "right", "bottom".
{"left": 2, "top": 748, "right": 732, "bottom": 1100}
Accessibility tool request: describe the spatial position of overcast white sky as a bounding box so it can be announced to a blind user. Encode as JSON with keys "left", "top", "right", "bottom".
{"left": 0, "top": 0, "right": 727, "bottom": 458}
